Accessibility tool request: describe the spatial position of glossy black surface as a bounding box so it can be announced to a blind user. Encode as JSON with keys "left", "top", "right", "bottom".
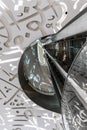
{"left": 18, "top": 32, "right": 87, "bottom": 115}
{"left": 45, "top": 34, "right": 86, "bottom": 94}
{"left": 45, "top": 34, "right": 86, "bottom": 72}
{"left": 18, "top": 49, "right": 61, "bottom": 113}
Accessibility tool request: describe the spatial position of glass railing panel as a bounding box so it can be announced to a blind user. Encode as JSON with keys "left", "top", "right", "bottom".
{"left": 62, "top": 41, "right": 87, "bottom": 130}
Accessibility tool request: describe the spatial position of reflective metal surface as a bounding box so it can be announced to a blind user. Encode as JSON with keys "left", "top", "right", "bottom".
{"left": 1, "top": 0, "right": 87, "bottom": 130}
{"left": 0, "top": 0, "right": 66, "bottom": 129}
{"left": 19, "top": 7, "right": 87, "bottom": 130}
{"left": 18, "top": 47, "right": 61, "bottom": 113}
{"left": 62, "top": 42, "right": 87, "bottom": 130}
{"left": 23, "top": 40, "right": 55, "bottom": 95}
{"left": 45, "top": 33, "right": 86, "bottom": 96}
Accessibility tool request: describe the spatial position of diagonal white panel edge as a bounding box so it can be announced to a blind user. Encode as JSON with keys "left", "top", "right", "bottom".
{"left": 55, "top": 9, "right": 87, "bottom": 41}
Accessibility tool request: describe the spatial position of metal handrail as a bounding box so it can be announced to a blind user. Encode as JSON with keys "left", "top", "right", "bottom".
{"left": 45, "top": 49, "right": 87, "bottom": 110}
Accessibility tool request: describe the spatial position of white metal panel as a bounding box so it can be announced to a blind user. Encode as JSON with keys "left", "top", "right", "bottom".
{"left": 55, "top": 11, "right": 87, "bottom": 41}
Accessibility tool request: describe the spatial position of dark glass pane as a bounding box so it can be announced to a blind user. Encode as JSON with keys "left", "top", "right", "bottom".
{"left": 45, "top": 35, "right": 86, "bottom": 72}
{"left": 18, "top": 40, "right": 61, "bottom": 113}
{"left": 23, "top": 42, "right": 55, "bottom": 95}
{"left": 45, "top": 33, "right": 86, "bottom": 93}
{"left": 62, "top": 41, "right": 87, "bottom": 130}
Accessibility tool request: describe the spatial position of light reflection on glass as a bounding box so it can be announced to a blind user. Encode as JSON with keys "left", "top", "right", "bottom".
{"left": 23, "top": 41, "right": 55, "bottom": 95}
{"left": 62, "top": 42, "right": 87, "bottom": 130}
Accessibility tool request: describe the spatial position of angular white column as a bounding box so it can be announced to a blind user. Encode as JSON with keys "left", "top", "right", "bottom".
{"left": 55, "top": 8, "right": 87, "bottom": 41}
